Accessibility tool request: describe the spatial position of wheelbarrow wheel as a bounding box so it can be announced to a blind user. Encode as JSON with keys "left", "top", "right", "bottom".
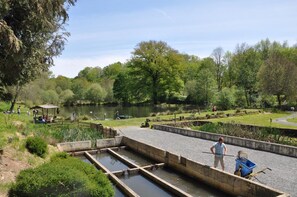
{"left": 234, "top": 165, "right": 243, "bottom": 177}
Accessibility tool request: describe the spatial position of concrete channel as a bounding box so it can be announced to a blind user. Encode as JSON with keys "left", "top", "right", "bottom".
{"left": 59, "top": 136, "right": 289, "bottom": 197}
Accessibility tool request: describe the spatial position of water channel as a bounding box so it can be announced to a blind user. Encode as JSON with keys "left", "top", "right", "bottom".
{"left": 77, "top": 148, "right": 230, "bottom": 197}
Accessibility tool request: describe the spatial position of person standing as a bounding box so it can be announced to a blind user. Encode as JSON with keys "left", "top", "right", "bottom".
{"left": 210, "top": 137, "right": 227, "bottom": 171}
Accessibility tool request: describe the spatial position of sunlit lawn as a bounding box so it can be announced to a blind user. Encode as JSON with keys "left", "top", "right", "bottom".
{"left": 89, "top": 109, "right": 260, "bottom": 128}
{"left": 89, "top": 117, "right": 147, "bottom": 128}
{"left": 287, "top": 117, "right": 297, "bottom": 123}
{"left": 207, "top": 112, "right": 297, "bottom": 129}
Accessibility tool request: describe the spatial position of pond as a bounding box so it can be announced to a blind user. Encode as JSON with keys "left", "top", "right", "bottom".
{"left": 60, "top": 105, "right": 199, "bottom": 119}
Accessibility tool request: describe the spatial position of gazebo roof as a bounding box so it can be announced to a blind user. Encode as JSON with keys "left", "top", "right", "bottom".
{"left": 31, "top": 104, "right": 59, "bottom": 109}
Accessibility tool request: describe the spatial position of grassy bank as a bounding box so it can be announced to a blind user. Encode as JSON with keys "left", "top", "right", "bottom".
{"left": 206, "top": 112, "right": 297, "bottom": 129}
{"left": 288, "top": 117, "right": 297, "bottom": 123}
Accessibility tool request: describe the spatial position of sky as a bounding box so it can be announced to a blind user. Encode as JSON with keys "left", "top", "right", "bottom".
{"left": 51, "top": 0, "right": 297, "bottom": 78}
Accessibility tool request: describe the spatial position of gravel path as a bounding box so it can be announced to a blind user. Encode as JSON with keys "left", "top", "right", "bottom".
{"left": 273, "top": 112, "right": 297, "bottom": 127}
{"left": 119, "top": 126, "right": 297, "bottom": 197}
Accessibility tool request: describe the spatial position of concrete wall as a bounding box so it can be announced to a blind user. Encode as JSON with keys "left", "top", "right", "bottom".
{"left": 96, "top": 136, "right": 123, "bottom": 149}
{"left": 57, "top": 136, "right": 123, "bottom": 152}
{"left": 57, "top": 140, "right": 91, "bottom": 152}
{"left": 90, "top": 123, "right": 118, "bottom": 138}
{"left": 122, "top": 137, "right": 288, "bottom": 197}
{"left": 153, "top": 124, "right": 297, "bottom": 158}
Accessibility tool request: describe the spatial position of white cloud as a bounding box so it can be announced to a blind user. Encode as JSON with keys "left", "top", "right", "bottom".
{"left": 51, "top": 54, "right": 130, "bottom": 78}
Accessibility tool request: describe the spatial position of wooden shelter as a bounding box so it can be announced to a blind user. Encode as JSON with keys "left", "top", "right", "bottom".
{"left": 31, "top": 104, "right": 59, "bottom": 123}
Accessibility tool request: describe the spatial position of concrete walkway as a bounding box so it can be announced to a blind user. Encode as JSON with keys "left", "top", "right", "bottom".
{"left": 119, "top": 126, "right": 297, "bottom": 197}
{"left": 273, "top": 112, "right": 297, "bottom": 127}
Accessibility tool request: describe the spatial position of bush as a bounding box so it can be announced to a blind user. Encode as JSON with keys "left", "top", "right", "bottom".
{"left": 215, "top": 87, "right": 235, "bottom": 110}
{"left": 9, "top": 156, "right": 114, "bottom": 197}
{"left": 25, "top": 136, "right": 48, "bottom": 158}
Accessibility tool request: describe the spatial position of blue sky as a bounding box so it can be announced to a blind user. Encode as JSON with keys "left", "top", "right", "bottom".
{"left": 51, "top": 0, "right": 297, "bottom": 78}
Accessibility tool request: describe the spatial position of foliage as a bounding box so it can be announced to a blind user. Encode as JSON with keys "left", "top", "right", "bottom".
{"left": 25, "top": 136, "right": 48, "bottom": 158}
{"left": 215, "top": 87, "right": 235, "bottom": 110}
{"left": 233, "top": 45, "right": 262, "bottom": 106}
{"left": 85, "top": 83, "right": 106, "bottom": 104}
{"left": 197, "top": 122, "right": 297, "bottom": 146}
{"left": 59, "top": 89, "right": 74, "bottom": 104}
{"left": 41, "top": 89, "right": 59, "bottom": 104}
{"left": 11, "top": 39, "right": 297, "bottom": 108}
{"left": 113, "top": 72, "right": 132, "bottom": 104}
{"left": 78, "top": 67, "right": 103, "bottom": 82}
{"left": 0, "top": 0, "right": 76, "bottom": 110}
{"left": 258, "top": 47, "right": 297, "bottom": 106}
{"left": 50, "top": 126, "right": 103, "bottom": 143}
{"left": 9, "top": 155, "right": 114, "bottom": 197}
{"left": 129, "top": 40, "right": 184, "bottom": 104}
{"left": 211, "top": 47, "right": 225, "bottom": 91}
{"left": 194, "top": 68, "right": 217, "bottom": 106}
{"left": 102, "top": 62, "right": 123, "bottom": 79}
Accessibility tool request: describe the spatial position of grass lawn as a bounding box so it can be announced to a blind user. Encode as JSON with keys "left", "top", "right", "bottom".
{"left": 88, "top": 109, "right": 261, "bottom": 128}
{"left": 89, "top": 117, "right": 147, "bottom": 128}
{"left": 287, "top": 117, "right": 297, "bottom": 123}
{"left": 207, "top": 112, "right": 297, "bottom": 129}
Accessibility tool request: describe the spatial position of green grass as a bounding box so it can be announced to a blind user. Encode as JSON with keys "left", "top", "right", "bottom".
{"left": 88, "top": 109, "right": 261, "bottom": 128}
{"left": 88, "top": 117, "right": 147, "bottom": 127}
{"left": 206, "top": 112, "right": 297, "bottom": 129}
{"left": 287, "top": 117, "right": 297, "bottom": 123}
{"left": 0, "top": 183, "right": 12, "bottom": 194}
{"left": 147, "top": 109, "right": 259, "bottom": 120}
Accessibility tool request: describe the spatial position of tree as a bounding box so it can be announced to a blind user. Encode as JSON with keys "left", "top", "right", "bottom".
{"left": 78, "top": 67, "right": 103, "bottom": 82}
{"left": 233, "top": 45, "right": 262, "bottom": 107}
{"left": 179, "top": 54, "right": 201, "bottom": 84}
{"left": 71, "top": 78, "right": 89, "bottom": 102}
{"left": 85, "top": 84, "right": 106, "bottom": 104}
{"left": 0, "top": 0, "right": 76, "bottom": 110}
{"left": 41, "top": 90, "right": 59, "bottom": 104}
{"left": 102, "top": 62, "right": 123, "bottom": 79}
{"left": 215, "top": 87, "right": 235, "bottom": 110}
{"left": 195, "top": 68, "right": 217, "bottom": 106}
{"left": 55, "top": 75, "right": 71, "bottom": 91}
{"left": 59, "top": 89, "right": 74, "bottom": 105}
{"left": 129, "top": 41, "right": 183, "bottom": 104}
{"left": 113, "top": 72, "right": 132, "bottom": 104}
{"left": 222, "top": 51, "right": 236, "bottom": 88}
{"left": 258, "top": 48, "right": 297, "bottom": 106}
{"left": 211, "top": 47, "right": 225, "bottom": 91}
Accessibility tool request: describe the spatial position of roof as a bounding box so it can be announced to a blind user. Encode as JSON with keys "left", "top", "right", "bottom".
{"left": 31, "top": 104, "right": 59, "bottom": 109}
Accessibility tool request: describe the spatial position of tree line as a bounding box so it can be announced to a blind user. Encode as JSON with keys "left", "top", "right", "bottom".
{"left": 6, "top": 39, "right": 296, "bottom": 110}
{"left": 1, "top": 1, "right": 296, "bottom": 110}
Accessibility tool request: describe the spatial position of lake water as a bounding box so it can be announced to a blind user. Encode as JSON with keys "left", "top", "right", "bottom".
{"left": 60, "top": 105, "right": 198, "bottom": 119}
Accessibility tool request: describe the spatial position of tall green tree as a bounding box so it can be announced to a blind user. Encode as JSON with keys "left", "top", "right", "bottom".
{"left": 0, "top": 0, "right": 76, "bottom": 110}
{"left": 71, "top": 78, "right": 89, "bottom": 103}
{"left": 77, "top": 67, "right": 103, "bottom": 82}
{"left": 233, "top": 45, "right": 262, "bottom": 106}
{"left": 85, "top": 84, "right": 106, "bottom": 104}
{"left": 55, "top": 76, "right": 71, "bottom": 91}
{"left": 258, "top": 48, "right": 297, "bottom": 106}
{"left": 129, "top": 41, "right": 183, "bottom": 104}
{"left": 102, "top": 62, "right": 123, "bottom": 79}
{"left": 113, "top": 72, "right": 132, "bottom": 104}
{"left": 211, "top": 47, "right": 225, "bottom": 91}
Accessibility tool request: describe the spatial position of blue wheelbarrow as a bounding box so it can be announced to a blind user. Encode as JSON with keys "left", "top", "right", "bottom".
{"left": 234, "top": 151, "right": 271, "bottom": 180}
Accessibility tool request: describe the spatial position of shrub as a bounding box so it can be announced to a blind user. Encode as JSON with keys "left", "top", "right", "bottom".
{"left": 25, "top": 136, "right": 48, "bottom": 158}
{"left": 215, "top": 87, "right": 235, "bottom": 110}
{"left": 9, "top": 156, "right": 114, "bottom": 197}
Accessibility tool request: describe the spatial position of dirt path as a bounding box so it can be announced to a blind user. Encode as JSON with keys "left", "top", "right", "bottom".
{"left": 0, "top": 147, "right": 31, "bottom": 197}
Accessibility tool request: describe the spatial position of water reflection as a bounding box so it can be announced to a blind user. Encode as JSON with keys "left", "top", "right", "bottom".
{"left": 60, "top": 105, "right": 197, "bottom": 119}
